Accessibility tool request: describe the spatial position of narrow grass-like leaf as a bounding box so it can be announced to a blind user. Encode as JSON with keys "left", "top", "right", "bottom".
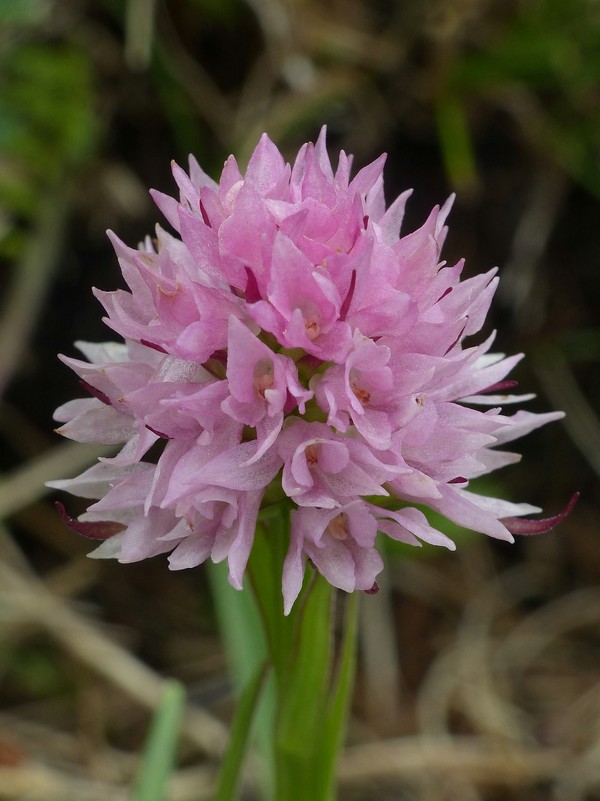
{"left": 316, "top": 592, "right": 359, "bottom": 801}
{"left": 208, "top": 559, "right": 275, "bottom": 799}
{"left": 435, "top": 93, "right": 477, "bottom": 193}
{"left": 208, "top": 560, "right": 267, "bottom": 691}
{"left": 215, "top": 660, "right": 270, "bottom": 801}
{"left": 274, "top": 573, "right": 334, "bottom": 800}
{"left": 248, "top": 512, "right": 299, "bottom": 677}
{"left": 276, "top": 574, "right": 333, "bottom": 751}
{"left": 131, "top": 679, "right": 185, "bottom": 801}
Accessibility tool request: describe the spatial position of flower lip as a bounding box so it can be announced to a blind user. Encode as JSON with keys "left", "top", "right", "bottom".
{"left": 253, "top": 358, "right": 275, "bottom": 398}
{"left": 350, "top": 376, "right": 371, "bottom": 406}
{"left": 328, "top": 512, "right": 350, "bottom": 541}
{"left": 303, "top": 314, "right": 321, "bottom": 341}
{"left": 305, "top": 443, "right": 319, "bottom": 466}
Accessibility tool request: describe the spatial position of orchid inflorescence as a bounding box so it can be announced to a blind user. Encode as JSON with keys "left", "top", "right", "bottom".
{"left": 50, "top": 129, "right": 574, "bottom": 613}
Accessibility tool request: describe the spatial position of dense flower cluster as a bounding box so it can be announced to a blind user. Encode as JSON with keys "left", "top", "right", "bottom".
{"left": 50, "top": 130, "right": 571, "bottom": 613}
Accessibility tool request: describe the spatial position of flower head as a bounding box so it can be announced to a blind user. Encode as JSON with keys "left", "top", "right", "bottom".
{"left": 50, "top": 128, "right": 574, "bottom": 612}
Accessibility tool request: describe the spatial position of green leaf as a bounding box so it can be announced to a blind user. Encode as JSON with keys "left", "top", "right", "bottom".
{"left": 208, "top": 554, "right": 276, "bottom": 800}
{"left": 274, "top": 573, "right": 334, "bottom": 800}
{"left": 213, "top": 507, "right": 358, "bottom": 801}
{"left": 131, "top": 680, "right": 185, "bottom": 801}
{"left": 315, "top": 592, "right": 359, "bottom": 801}
{"left": 435, "top": 93, "right": 478, "bottom": 192}
{"left": 0, "top": 43, "right": 96, "bottom": 180}
{"left": 276, "top": 574, "right": 333, "bottom": 750}
{"left": 248, "top": 511, "right": 297, "bottom": 677}
{"left": 208, "top": 560, "right": 268, "bottom": 692}
{"left": 215, "top": 660, "right": 270, "bottom": 801}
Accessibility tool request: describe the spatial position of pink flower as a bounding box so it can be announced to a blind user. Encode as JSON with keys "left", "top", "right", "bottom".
{"left": 313, "top": 330, "right": 395, "bottom": 449}
{"left": 222, "top": 315, "right": 312, "bottom": 461}
{"left": 277, "top": 419, "right": 400, "bottom": 508}
{"left": 283, "top": 502, "right": 383, "bottom": 615}
{"left": 50, "top": 128, "right": 575, "bottom": 612}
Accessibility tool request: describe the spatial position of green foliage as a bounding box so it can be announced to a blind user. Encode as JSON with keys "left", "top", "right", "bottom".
{"left": 549, "top": 328, "right": 600, "bottom": 362}
{"left": 435, "top": 92, "right": 478, "bottom": 193}
{"left": 208, "top": 554, "right": 276, "bottom": 799}
{"left": 181, "top": 0, "right": 241, "bottom": 23}
{"left": 313, "top": 592, "right": 357, "bottom": 801}
{"left": 153, "top": 62, "right": 212, "bottom": 164}
{"left": 452, "top": 0, "right": 600, "bottom": 91}
{"left": 269, "top": 572, "right": 357, "bottom": 801}
{"left": 2, "top": 640, "right": 69, "bottom": 698}
{"left": 215, "top": 660, "right": 269, "bottom": 801}
{"left": 437, "top": 0, "right": 600, "bottom": 195}
{"left": 0, "top": 38, "right": 96, "bottom": 258}
{"left": 0, "top": 42, "right": 96, "bottom": 181}
{"left": 274, "top": 574, "right": 334, "bottom": 795}
{"left": 210, "top": 508, "right": 359, "bottom": 801}
{"left": 0, "top": 0, "right": 48, "bottom": 26}
{"left": 131, "top": 680, "right": 185, "bottom": 801}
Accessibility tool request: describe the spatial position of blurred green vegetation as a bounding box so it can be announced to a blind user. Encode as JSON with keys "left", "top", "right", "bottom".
{"left": 0, "top": 10, "right": 96, "bottom": 259}
{"left": 2, "top": 638, "right": 70, "bottom": 698}
{"left": 2, "top": 0, "right": 600, "bottom": 265}
{"left": 437, "top": 0, "right": 600, "bottom": 195}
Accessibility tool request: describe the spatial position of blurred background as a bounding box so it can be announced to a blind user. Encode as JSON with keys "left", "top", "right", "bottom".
{"left": 1, "top": 0, "right": 599, "bottom": 799}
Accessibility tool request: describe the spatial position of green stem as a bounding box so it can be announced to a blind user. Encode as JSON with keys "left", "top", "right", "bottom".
{"left": 207, "top": 559, "right": 275, "bottom": 799}
{"left": 317, "top": 592, "right": 359, "bottom": 801}
{"left": 273, "top": 574, "right": 334, "bottom": 800}
{"left": 215, "top": 660, "right": 270, "bottom": 801}
{"left": 211, "top": 506, "right": 359, "bottom": 801}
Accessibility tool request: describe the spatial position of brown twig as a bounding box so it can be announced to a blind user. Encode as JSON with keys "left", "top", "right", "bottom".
{"left": 338, "top": 736, "right": 567, "bottom": 786}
